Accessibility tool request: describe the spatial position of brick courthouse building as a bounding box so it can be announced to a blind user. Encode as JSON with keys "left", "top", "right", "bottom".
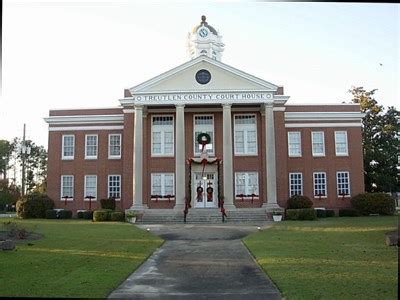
{"left": 45, "top": 17, "right": 364, "bottom": 215}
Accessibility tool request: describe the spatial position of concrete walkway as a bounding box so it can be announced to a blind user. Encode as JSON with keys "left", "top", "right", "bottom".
{"left": 108, "top": 224, "right": 281, "bottom": 299}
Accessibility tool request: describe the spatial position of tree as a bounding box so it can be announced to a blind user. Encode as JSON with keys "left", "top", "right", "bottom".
{"left": 350, "top": 87, "right": 400, "bottom": 193}
{"left": 0, "top": 140, "right": 14, "bottom": 179}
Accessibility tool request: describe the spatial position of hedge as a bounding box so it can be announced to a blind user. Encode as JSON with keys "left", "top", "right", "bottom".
{"left": 58, "top": 210, "right": 72, "bottom": 219}
{"left": 93, "top": 209, "right": 112, "bottom": 222}
{"left": 326, "top": 209, "right": 335, "bottom": 217}
{"left": 83, "top": 211, "right": 94, "bottom": 220}
{"left": 287, "top": 195, "right": 313, "bottom": 209}
{"left": 339, "top": 209, "right": 360, "bottom": 217}
{"left": 110, "top": 211, "right": 125, "bottom": 222}
{"left": 16, "top": 192, "right": 54, "bottom": 219}
{"left": 315, "top": 209, "right": 327, "bottom": 218}
{"left": 100, "top": 198, "right": 116, "bottom": 210}
{"left": 45, "top": 209, "right": 58, "bottom": 219}
{"left": 286, "top": 208, "right": 317, "bottom": 220}
{"left": 351, "top": 193, "right": 395, "bottom": 216}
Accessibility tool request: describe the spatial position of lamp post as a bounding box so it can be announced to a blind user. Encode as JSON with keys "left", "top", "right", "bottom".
{"left": 20, "top": 124, "right": 31, "bottom": 197}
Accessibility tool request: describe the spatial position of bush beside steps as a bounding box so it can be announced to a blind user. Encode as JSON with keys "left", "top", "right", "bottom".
{"left": 93, "top": 209, "right": 125, "bottom": 222}
{"left": 45, "top": 209, "right": 72, "bottom": 219}
{"left": 286, "top": 208, "right": 317, "bottom": 220}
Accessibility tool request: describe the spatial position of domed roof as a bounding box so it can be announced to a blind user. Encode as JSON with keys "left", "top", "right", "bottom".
{"left": 192, "top": 15, "right": 218, "bottom": 35}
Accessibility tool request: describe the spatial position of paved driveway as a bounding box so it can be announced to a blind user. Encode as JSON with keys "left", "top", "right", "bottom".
{"left": 108, "top": 224, "right": 281, "bottom": 300}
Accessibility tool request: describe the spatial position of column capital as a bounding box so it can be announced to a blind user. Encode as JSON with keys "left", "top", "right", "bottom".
{"left": 222, "top": 103, "right": 232, "bottom": 109}
{"left": 264, "top": 102, "right": 274, "bottom": 109}
{"left": 175, "top": 104, "right": 185, "bottom": 108}
{"left": 134, "top": 104, "right": 144, "bottom": 110}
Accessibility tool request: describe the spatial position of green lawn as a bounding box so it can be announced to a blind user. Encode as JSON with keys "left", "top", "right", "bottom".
{"left": 0, "top": 219, "right": 163, "bottom": 298}
{"left": 244, "top": 216, "right": 398, "bottom": 300}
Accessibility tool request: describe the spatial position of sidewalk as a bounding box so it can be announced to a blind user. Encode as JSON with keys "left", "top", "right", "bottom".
{"left": 108, "top": 224, "right": 281, "bottom": 299}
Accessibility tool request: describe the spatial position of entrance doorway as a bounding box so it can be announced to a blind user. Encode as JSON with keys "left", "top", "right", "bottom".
{"left": 193, "top": 172, "right": 217, "bottom": 208}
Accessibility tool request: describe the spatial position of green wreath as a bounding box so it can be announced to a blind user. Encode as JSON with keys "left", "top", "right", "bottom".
{"left": 197, "top": 132, "right": 211, "bottom": 145}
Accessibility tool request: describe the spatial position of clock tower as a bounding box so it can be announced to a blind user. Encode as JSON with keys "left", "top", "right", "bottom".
{"left": 187, "top": 16, "right": 225, "bottom": 61}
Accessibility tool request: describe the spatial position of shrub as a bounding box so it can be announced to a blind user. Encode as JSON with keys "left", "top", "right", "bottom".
{"left": 83, "top": 211, "right": 94, "bottom": 220}
{"left": 110, "top": 211, "right": 125, "bottom": 222}
{"left": 286, "top": 208, "right": 317, "bottom": 220}
{"left": 339, "top": 209, "right": 360, "bottom": 217}
{"left": 287, "top": 195, "right": 313, "bottom": 209}
{"left": 77, "top": 211, "right": 84, "bottom": 219}
{"left": 93, "top": 209, "right": 112, "bottom": 222}
{"left": 100, "top": 198, "right": 116, "bottom": 210}
{"left": 16, "top": 192, "right": 54, "bottom": 219}
{"left": 351, "top": 193, "right": 395, "bottom": 216}
{"left": 58, "top": 210, "right": 72, "bottom": 219}
{"left": 325, "top": 209, "right": 335, "bottom": 217}
{"left": 45, "top": 209, "right": 58, "bottom": 219}
{"left": 315, "top": 209, "right": 326, "bottom": 218}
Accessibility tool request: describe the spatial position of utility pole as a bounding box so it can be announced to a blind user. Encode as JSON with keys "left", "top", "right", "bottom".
{"left": 21, "top": 124, "right": 26, "bottom": 196}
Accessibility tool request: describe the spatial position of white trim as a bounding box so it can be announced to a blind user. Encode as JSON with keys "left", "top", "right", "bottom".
{"left": 285, "top": 122, "right": 361, "bottom": 128}
{"left": 61, "top": 134, "right": 75, "bottom": 160}
{"left": 44, "top": 114, "right": 124, "bottom": 125}
{"left": 313, "top": 172, "right": 327, "bottom": 198}
{"left": 334, "top": 131, "right": 349, "bottom": 156}
{"left": 84, "top": 175, "right": 97, "bottom": 201}
{"left": 151, "top": 115, "right": 175, "bottom": 157}
{"left": 193, "top": 114, "right": 215, "bottom": 157}
{"left": 285, "top": 111, "right": 364, "bottom": 121}
{"left": 336, "top": 171, "right": 351, "bottom": 197}
{"left": 60, "top": 175, "right": 74, "bottom": 201}
{"left": 311, "top": 131, "right": 325, "bottom": 157}
{"left": 49, "top": 125, "right": 124, "bottom": 131}
{"left": 108, "top": 174, "right": 121, "bottom": 201}
{"left": 150, "top": 173, "right": 175, "bottom": 198}
{"left": 289, "top": 172, "right": 303, "bottom": 196}
{"left": 233, "top": 114, "right": 258, "bottom": 156}
{"left": 85, "top": 134, "right": 98, "bottom": 160}
{"left": 108, "top": 133, "right": 122, "bottom": 159}
{"left": 287, "top": 131, "right": 302, "bottom": 157}
{"left": 234, "top": 172, "right": 259, "bottom": 197}
{"left": 273, "top": 107, "right": 286, "bottom": 111}
{"left": 123, "top": 109, "right": 135, "bottom": 113}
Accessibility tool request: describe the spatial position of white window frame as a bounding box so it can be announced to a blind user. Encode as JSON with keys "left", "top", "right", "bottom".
{"left": 336, "top": 171, "right": 351, "bottom": 197}
{"left": 84, "top": 175, "right": 97, "bottom": 201}
{"left": 288, "top": 132, "right": 302, "bottom": 157}
{"left": 60, "top": 175, "right": 74, "bottom": 201}
{"left": 233, "top": 114, "right": 258, "bottom": 156}
{"left": 234, "top": 172, "right": 259, "bottom": 197}
{"left": 85, "top": 134, "right": 98, "bottom": 159}
{"left": 335, "top": 131, "right": 348, "bottom": 156}
{"left": 62, "top": 135, "right": 75, "bottom": 160}
{"left": 108, "top": 134, "right": 122, "bottom": 159}
{"left": 108, "top": 175, "right": 121, "bottom": 200}
{"left": 193, "top": 114, "right": 215, "bottom": 157}
{"left": 289, "top": 172, "right": 303, "bottom": 196}
{"left": 151, "top": 173, "right": 175, "bottom": 199}
{"left": 312, "top": 131, "right": 325, "bottom": 157}
{"left": 151, "top": 115, "right": 174, "bottom": 157}
{"left": 313, "top": 172, "right": 327, "bottom": 198}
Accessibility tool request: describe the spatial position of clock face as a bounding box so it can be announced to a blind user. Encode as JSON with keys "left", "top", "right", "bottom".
{"left": 195, "top": 69, "right": 211, "bottom": 85}
{"left": 199, "top": 28, "right": 208, "bottom": 38}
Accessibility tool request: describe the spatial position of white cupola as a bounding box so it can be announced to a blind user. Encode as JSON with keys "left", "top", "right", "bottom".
{"left": 187, "top": 15, "right": 225, "bottom": 61}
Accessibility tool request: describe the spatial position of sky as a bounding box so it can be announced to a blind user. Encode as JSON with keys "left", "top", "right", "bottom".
{"left": 2, "top": 1, "right": 399, "bottom": 149}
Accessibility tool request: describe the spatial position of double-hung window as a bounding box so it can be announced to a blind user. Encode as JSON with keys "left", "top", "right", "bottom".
{"left": 85, "top": 134, "right": 98, "bottom": 159}
{"left": 151, "top": 173, "right": 175, "bottom": 198}
{"left": 194, "top": 115, "right": 214, "bottom": 156}
{"left": 108, "top": 134, "right": 122, "bottom": 158}
{"left": 108, "top": 175, "right": 121, "bottom": 199}
{"left": 288, "top": 132, "right": 302, "bottom": 157}
{"left": 235, "top": 172, "right": 259, "bottom": 197}
{"left": 61, "top": 175, "right": 74, "bottom": 200}
{"left": 234, "top": 115, "right": 257, "bottom": 155}
{"left": 84, "top": 175, "right": 97, "bottom": 200}
{"left": 335, "top": 131, "right": 348, "bottom": 156}
{"left": 337, "top": 171, "right": 350, "bottom": 196}
{"left": 289, "top": 173, "right": 303, "bottom": 196}
{"left": 312, "top": 132, "right": 325, "bottom": 156}
{"left": 62, "top": 135, "right": 74, "bottom": 160}
{"left": 152, "top": 116, "right": 174, "bottom": 156}
{"left": 313, "top": 172, "right": 327, "bottom": 197}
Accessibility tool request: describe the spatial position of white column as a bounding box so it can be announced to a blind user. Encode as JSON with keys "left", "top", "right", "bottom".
{"left": 132, "top": 105, "right": 146, "bottom": 210}
{"left": 174, "top": 104, "right": 186, "bottom": 209}
{"left": 263, "top": 103, "right": 281, "bottom": 210}
{"left": 222, "top": 104, "right": 235, "bottom": 209}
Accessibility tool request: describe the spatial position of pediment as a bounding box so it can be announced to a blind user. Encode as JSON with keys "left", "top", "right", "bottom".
{"left": 129, "top": 56, "right": 280, "bottom": 94}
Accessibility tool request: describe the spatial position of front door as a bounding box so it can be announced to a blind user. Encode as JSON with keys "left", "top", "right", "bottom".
{"left": 193, "top": 172, "right": 217, "bottom": 208}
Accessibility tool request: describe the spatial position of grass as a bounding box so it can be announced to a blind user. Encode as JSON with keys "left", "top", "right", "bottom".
{"left": 0, "top": 219, "right": 163, "bottom": 298}
{"left": 243, "top": 216, "right": 398, "bottom": 300}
